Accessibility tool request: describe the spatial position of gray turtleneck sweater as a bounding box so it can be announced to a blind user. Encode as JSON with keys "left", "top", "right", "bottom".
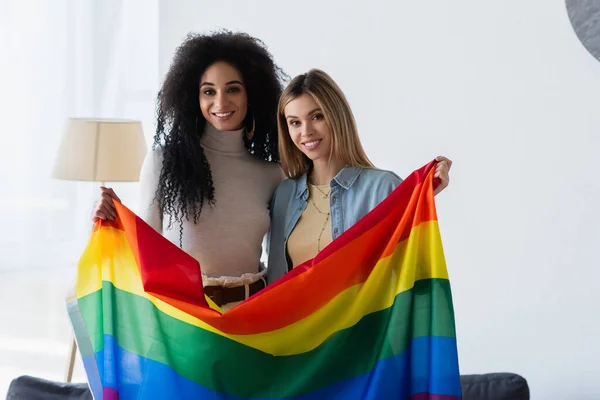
{"left": 138, "top": 124, "right": 283, "bottom": 278}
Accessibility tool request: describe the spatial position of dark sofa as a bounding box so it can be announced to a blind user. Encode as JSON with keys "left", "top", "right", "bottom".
{"left": 461, "top": 373, "right": 530, "bottom": 400}
{"left": 7, "top": 373, "right": 529, "bottom": 400}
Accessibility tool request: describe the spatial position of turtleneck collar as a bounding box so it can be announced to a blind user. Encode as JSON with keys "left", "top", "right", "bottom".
{"left": 201, "top": 123, "right": 246, "bottom": 155}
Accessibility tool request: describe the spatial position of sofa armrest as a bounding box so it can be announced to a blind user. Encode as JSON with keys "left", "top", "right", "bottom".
{"left": 461, "top": 373, "right": 530, "bottom": 400}
{"left": 6, "top": 375, "right": 92, "bottom": 400}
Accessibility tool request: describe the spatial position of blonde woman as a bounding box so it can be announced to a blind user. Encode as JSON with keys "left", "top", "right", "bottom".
{"left": 266, "top": 69, "right": 452, "bottom": 283}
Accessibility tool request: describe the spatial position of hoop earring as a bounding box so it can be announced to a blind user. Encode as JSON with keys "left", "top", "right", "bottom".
{"left": 246, "top": 112, "right": 255, "bottom": 140}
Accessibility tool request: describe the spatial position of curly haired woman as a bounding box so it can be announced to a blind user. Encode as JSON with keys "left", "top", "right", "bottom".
{"left": 92, "top": 31, "right": 287, "bottom": 311}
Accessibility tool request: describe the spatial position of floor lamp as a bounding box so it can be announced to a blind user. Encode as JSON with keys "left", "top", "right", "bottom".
{"left": 51, "top": 118, "right": 147, "bottom": 382}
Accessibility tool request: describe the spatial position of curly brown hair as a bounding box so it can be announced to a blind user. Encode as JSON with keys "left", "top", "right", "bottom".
{"left": 153, "top": 30, "right": 287, "bottom": 235}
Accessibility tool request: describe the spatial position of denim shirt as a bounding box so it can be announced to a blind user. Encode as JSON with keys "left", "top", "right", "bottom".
{"left": 266, "top": 166, "right": 403, "bottom": 283}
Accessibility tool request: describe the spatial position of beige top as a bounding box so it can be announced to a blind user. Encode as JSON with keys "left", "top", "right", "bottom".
{"left": 287, "top": 184, "right": 333, "bottom": 268}
{"left": 138, "top": 124, "right": 283, "bottom": 278}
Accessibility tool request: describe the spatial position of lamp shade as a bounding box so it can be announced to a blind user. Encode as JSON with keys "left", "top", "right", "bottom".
{"left": 52, "top": 118, "right": 147, "bottom": 182}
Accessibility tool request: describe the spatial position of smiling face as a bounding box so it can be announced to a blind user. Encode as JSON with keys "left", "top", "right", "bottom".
{"left": 277, "top": 69, "right": 375, "bottom": 179}
{"left": 198, "top": 61, "right": 248, "bottom": 131}
{"left": 284, "top": 94, "right": 332, "bottom": 163}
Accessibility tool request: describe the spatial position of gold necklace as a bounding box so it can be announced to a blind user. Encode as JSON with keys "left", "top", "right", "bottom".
{"left": 313, "top": 201, "right": 330, "bottom": 252}
{"left": 310, "top": 195, "right": 330, "bottom": 252}
{"left": 309, "top": 176, "right": 330, "bottom": 199}
{"left": 313, "top": 184, "right": 330, "bottom": 199}
{"left": 310, "top": 197, "right": 329, "bottom": 215}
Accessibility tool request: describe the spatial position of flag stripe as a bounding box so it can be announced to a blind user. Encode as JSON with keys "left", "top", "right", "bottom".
{"left": 95, "top": 334, "right": 460, "bottom": 399}
{"left": 103, "top": 387, "right": 119, "bottom": 400}
{"left": 78, "top": 278, "right": 455, "bottom": 397}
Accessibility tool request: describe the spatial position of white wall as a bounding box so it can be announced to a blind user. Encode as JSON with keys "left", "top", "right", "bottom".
{"left": 159, "top": 1, "right": 600, "bottom": 398}
{"left": 0, "top": 0, "right": 160, "bottom": 394}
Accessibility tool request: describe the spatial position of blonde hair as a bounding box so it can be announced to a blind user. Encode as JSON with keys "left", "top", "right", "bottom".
{"left": 277, "top": 69, "right": 374, "bottom": 179}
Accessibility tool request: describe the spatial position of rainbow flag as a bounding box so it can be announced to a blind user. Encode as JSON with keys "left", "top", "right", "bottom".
{"left": 67, "top": 160, "right": 461, "bottom": 399}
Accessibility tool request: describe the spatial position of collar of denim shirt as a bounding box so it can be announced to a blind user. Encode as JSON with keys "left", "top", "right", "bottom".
{"left": 294, "top": 166, "right": 363, "bottom": 199}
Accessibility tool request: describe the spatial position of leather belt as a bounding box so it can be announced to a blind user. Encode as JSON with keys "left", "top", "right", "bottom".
{"left": 204, "top": 279, "right": 265, "bottom": 307}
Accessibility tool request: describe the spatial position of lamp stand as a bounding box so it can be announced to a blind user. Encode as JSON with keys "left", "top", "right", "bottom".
{"left": 65, "top": 338, "right": 77, "bottom": 382}
{"left": 65, "top": 180, "right": 108, "bottom": 382}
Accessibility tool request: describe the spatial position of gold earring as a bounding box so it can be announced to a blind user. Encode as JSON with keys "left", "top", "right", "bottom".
{"left": 246, "top": 113, "right": 255, "bottom": 140}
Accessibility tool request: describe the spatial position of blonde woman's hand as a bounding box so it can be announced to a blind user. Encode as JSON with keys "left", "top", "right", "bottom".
{"left": 91, "top": 187, "right": 121, "bottom": 222}
{"left": 434, "top": 156, "right": 452, "bottom": 196}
